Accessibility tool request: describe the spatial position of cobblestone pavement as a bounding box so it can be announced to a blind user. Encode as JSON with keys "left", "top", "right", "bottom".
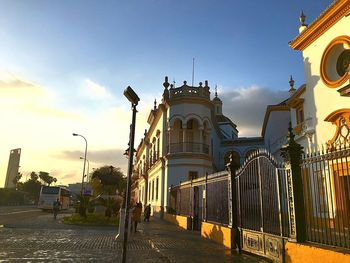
{"left": 0, "top": 211, "right": 267, "bottom": 262}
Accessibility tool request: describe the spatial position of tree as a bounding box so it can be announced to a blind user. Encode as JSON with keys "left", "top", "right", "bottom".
{"left": 91, "top": 166, "right": 126, "bottom": 196}
{"left": 38, "top": 171, "right": 57, "bottom": 186}
{"left": 12, "top": 172, "right": 23, "bottom": 190}
{"left": 22, "top": 172, "right": 42, "bottom": 203}
{"left": 90, "top": 166, "right": 126, "bottom": 217}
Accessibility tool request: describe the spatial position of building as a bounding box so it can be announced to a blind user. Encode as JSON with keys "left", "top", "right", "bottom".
{"left": 4, "top": 148, "right": 21, "bottom": 189}
{"left": 288, "top": 0, "right": 350, "bottom": 150}
{"left": 133, "top": 77, "right": 263, "bottom": 217}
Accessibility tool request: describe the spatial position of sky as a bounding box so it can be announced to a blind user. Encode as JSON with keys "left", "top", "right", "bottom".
{"left": 0, "top": 0, "right": 332, "bottom": 187}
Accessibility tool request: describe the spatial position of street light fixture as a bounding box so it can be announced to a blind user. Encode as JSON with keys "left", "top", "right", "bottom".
{"left": 72, "top": 133, "right": 88, "bottom": 196}
{"left": 121, "top": 86, "right": 139, "bottom": 263}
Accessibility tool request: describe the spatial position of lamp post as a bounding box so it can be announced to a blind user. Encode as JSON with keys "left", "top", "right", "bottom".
{"left": 72, "top": 133, "right": 88, "bottom": 196}
{"left": 80, "top": 157, "right": 90, "bottom": 181}
{"left": 122, "top": 86, "right": 139, "bottom": 263}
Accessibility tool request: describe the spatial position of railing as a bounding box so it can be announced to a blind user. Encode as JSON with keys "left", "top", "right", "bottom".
{"left": 168, "top": 171, "right": 229, "bottom": 226}
{"left": 294, "top": 117, "right": 315, "bottom": 137}
{"left": 301, "top": 145, "right": 350, "bottom": 248}
{"left": 169, "top": 85, "right": 210, "bottom": 100}
{"left": 168, "top": 142, "right": 209, "bottom": 154}
{"left": 236, "top": 150, "right": 290, "bottom": 237}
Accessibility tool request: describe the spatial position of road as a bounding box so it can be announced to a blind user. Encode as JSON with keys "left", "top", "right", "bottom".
{"left": 0, "top": 206, "right": 267, "bottom": 262}
{"left": 0, "top": 205, "right": 43, "bottom": 226}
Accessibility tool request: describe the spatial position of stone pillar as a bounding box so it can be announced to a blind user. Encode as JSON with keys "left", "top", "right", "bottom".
{"left": 167, "top": 128, "right": 171, "bottom": 153}
{"left": 182, "top": 124, "right": 187, "bottom": 152}
{"left": 280, "top": 122, "right": 306, "bottom": 242}
{"left": 199, "top": 127, "right": 203, "bottom": 153}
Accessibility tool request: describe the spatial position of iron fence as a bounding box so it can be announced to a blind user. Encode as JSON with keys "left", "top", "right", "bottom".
{"left": 236, "top": 150, "right": 290, "bottom": 237}
{"left": 301, "top": 145, "right": 350, "bottom": 248}
{"left": 168, "top": 171, "right": 229, "bottom": 226}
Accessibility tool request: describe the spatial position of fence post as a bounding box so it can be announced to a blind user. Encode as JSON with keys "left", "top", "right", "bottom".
{"left": 226, "top": 153, "right": 240, "bottom": 251}
{"left": 280, "top": 122, "right": 306, "bottom": 242}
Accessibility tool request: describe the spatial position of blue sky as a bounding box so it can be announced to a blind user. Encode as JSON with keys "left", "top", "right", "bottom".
{"left": 0, "top": 0, "right": 332, "bottom": 186}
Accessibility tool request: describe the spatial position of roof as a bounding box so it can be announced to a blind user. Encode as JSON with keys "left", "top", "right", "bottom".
{"left": 290, "top": 0, "right": 350, "bottom": 50}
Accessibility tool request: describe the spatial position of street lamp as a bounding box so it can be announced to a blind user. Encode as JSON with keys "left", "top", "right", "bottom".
{"left": 80, "top": 157, "right": 90, "bottom": 180}
{"left": 72, "top": 133, "right": 88, "bottom": 196}
{"left": 122, "top": 86, "right": 139, "bottom": 263}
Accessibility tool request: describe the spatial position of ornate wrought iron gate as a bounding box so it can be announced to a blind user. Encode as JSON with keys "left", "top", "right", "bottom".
{"left": 234, "top": 150, "right": 291, "bottom": 262}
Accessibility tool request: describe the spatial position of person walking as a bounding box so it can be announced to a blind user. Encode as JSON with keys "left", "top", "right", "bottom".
{"left": 144, "top": 204, "right": 151, "bottom": 222}
{"left": 132, "top": 202, "right": 142, "bottom": 232}
{"left": 53, "top": 198, "right": 61, "bottom": 220}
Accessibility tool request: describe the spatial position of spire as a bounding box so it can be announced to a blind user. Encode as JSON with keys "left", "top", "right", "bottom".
{"left": 163, "top": 76, "right": 169, "bottom": 90}
{"left": 299, "top": 10, "right": 306, "bottom": 26}
{"left": 289, "top": 75, "right": 296, "bottom": 96}
{"left": 299, "top": 10, "right": 308, "bottom": 33}
{"left": 162, "top": 76, "right": 170, "bottom": 102}
{"left": 215, "top": 85, "right": 218, "bottom": 98}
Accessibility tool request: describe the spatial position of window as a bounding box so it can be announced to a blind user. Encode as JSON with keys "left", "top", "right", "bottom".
{"left": 152, "top": 180, "right": 154, "bottom": 201}
{"left": 148, "top": 182, "right": 151, "bottom": 201}
{"left": 156, "top": 177, "right": 159, "bottom": 200}
{"left": 296, "top": 106, "right": 304, "bottom": 125}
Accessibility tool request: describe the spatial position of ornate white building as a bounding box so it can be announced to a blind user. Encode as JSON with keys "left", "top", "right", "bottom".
{"left": 262, "top": 0, "right": 350, "bottom": 154}
{"left": 288, "top": 0, "right": 350, "bottom": 150}
{"left": 132, "top": 77, "right": 263, "bottom": 216}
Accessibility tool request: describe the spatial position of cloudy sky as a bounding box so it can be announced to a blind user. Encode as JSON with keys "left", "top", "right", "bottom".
{"left": 0, "top": 0, "right": 331, "bottom": 187}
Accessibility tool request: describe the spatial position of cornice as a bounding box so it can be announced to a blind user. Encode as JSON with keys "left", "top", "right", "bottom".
{"left": 288, "top": 85, "right": 306, "bottom": 101}
{"left": 165, "top": 97, "right": 213, "bottom": 108}
{"left": 165, "top": 152, "right": 212, "bottom": 161}
{"left": 221, "top": 137, "right": 264, "bottom": 146}
{"left": 290, "top": 0, "right": 350, "bottom": 51}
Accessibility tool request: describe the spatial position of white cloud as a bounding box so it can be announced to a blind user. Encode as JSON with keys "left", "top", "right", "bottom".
{"left": 219, "top": 85, "right": 288, "bottom": 137}
{"left": 0, "top": 72, "right": 150, "bottom": 187}
{"left": 82, "top": 79, "right": 113, "bottom": 100}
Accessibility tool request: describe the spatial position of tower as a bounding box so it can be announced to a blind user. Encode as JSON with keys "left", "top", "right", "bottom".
{"left": 5, "top": 148, "right": 21, "bottom": 188}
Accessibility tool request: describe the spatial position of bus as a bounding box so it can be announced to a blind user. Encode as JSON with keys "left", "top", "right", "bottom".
{"left": 38, "top": 186, "right": 71, "bottom": 210}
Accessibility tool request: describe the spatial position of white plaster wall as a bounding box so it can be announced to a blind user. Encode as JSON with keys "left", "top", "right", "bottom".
{"left": 301, "top": 15, "right": 350, "bottom": 148}
{"left": 264, "top": 111, "right": 290, "bottom": 152}
{"left": 219, "top": 123, "right": 236, "bottom": 139}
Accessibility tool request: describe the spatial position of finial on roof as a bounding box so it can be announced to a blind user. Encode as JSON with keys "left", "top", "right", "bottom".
{"left": 183, "top": 80, "right": 187, "bottom": 85}
{"left": 204, "top": 80, "right": 208, "bottom": 88}
{"left": 154, "top": 99, "right": 157, "bottom": 110}
{"left": 215, "top": 85, "right": 218, "bottom": 98}
{"left": 163, "top": 76, "right": 170, "bottom": 90}
{"left": 144, "top": 129, "right": 147, "bottom": 137}
{"left": 199, "top": 82, "right": 203, "bottom": 87}
{"left": 299, "top": 10, "right": 308, "bottom": 33}
{"left": 289, "top": 75, "right": 296, "bottom": 95}
{"left": 299, "top": 10, "right": 306, "bottom": 26}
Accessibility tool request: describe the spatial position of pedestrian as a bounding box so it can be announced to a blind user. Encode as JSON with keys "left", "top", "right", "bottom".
{"left": 53, "top": 198, "right": 61, "bottom": 220}
{"left": 144, "top": 204, "right": 151, "bottom": 222}
{"left": 132, "top": 202, "right": 142, "bottom": 232}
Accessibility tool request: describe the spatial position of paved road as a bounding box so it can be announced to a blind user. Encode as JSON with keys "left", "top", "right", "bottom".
{"left": 0, "top": 206, "right": 267, "bottom": 262}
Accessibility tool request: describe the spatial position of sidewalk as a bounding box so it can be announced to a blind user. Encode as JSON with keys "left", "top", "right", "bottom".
{"left": 0, "top": 211, "right": 267, "bottom": 262}
{"left": 122, "top": 216, "right": 267, "bottom": 263}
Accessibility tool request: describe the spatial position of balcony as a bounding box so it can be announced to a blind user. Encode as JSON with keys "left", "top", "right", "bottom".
{"left": 168, "top": 142, "right": 210, "bottom": 154}
{"left": 294, "top": 117, "right": 315, "bottom": 137}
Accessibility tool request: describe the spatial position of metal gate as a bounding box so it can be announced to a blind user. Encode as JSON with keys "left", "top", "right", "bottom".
{"left": 235, "top": 150, "right": 291, "bottom": 262}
